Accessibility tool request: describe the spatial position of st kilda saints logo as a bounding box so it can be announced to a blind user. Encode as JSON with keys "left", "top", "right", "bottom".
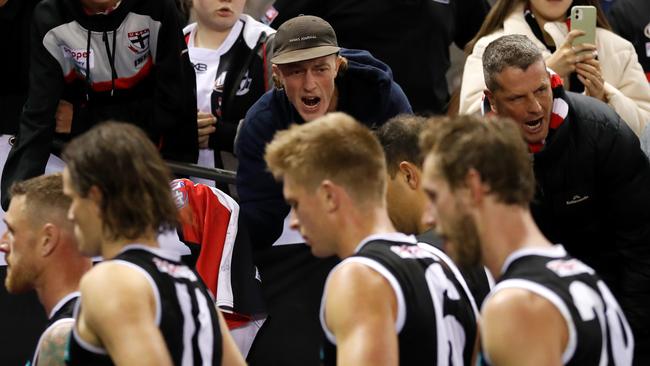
{"left": 128, "top": 28, "right": 150, "bottom": 54}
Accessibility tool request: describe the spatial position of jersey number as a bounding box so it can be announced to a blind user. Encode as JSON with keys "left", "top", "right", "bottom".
{"left": 425, "top": 263, "right": 468, "bottom": 366}
{"left": 569, "top": 280, "right": 634, "bottom": 365}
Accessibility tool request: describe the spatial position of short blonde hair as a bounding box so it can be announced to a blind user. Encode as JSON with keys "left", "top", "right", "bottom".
{"left": 10, "top": 173, "right": 72, "bottom": 229}
{"left": 265, "top": 112, "right": 386, "bottom": 205}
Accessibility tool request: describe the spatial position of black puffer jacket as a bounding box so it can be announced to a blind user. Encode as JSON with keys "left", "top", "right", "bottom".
{"left": 532, "top": 91, "right": 650, "bottom": 343}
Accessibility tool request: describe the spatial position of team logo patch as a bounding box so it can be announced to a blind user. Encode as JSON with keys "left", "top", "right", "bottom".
{"left": 390, "top": 244, "right": 437, "bottom": 259}
{"left": 214, "top": 71, "right": 227, "bottom": 93}
{"left": 645, "top": 23, "right": 650, "bottom": 39}
{"left": 153, "top": 257, "right": 197, "bottom": 281}
{"left": 262, "top": 6, "right": 279, "bottom": 25}
{"left": 128, "top": 28, "right": 150, "bottom": 54}
{"left": 170, "top": 180, "right": 188, "bottom": 209}
{"left": 546, "top": 258, "right": 595, "bottom": 277}
{"left": 236, "top": 71, "right": 252, "bottom": 96}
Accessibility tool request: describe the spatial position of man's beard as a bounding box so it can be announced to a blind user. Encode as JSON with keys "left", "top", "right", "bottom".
{"left": 442, "top": 209, "right": 483, "bottom": 270}
{"left": 4, "top": 265, "right": 34, "bottom": 294}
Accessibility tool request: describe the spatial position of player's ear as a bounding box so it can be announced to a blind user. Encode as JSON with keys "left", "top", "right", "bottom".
{"left": 399, "top": 161, "right": 421, "bottom": 190}
{"left": 40, "top": 223, "right": 60, "bottom": 257}
{"left": 87, "top": 185, "right": 104, "bottom": 209}
{"left": 320, "top": 180, "right": 339, "bottom": 213}
{"left": 465, "top": 168, "right": 486, "bottom": 206}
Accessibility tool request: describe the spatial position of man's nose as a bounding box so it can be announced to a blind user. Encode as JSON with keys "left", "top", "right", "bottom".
{"left": 289, "top": 209, "right": 300, "bottom": 231}
{"left": 303, "top": 70, "right": 317, "bottom": 91}
{"left": 422, "top": 202, "right": 437, "bottom": 229}
{"left": 0, "top": 233, "right": 9, "bottom": 254}
{"left": 527, "top": 95, "right": 543, "bottom": 114}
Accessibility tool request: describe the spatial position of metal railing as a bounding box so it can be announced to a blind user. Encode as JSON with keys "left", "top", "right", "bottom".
{"left": 166, "top": 161, "right": 236, "bottom": 185}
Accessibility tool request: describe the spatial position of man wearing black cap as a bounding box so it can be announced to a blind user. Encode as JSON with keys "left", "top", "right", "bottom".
{"left": 236, "top": 15, "right": 411, "bottom": 365}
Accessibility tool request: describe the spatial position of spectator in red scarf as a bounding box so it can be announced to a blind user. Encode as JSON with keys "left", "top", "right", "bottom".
{"left": 460, "top": 0, "right": 650, "bottom": 136}
{"left": 481, "top": 34, "right": 650, "bottom": 364}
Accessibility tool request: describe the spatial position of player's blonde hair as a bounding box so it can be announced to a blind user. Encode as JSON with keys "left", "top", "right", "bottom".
{"left": 265, "top": 112, "right": 387, "bottom": 205}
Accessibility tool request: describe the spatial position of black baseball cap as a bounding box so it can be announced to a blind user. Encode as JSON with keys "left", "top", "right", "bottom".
{"left": 271, "top": 15, "right": 340, "bottom": 65}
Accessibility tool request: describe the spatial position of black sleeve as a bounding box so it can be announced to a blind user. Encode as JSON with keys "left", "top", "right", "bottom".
{"left": 597, "top": 111, "right": 650, "bottom": 326}
{"left": 208, "top": 121, "right": 238, "bottom": 153}
{"left": 598, "top": 113, "right": 650, "bottom": 232}
{"left": 235, "top": 113, "right": 289, "bottom": 250}
{"left": 154, "top": 0, "right": 198, "bottom": 164}
{"left": 453, "top": 0, "right": 491, "bottom": 49}
{"left": 1, "top": 8, "right": 63, "bottom": 210}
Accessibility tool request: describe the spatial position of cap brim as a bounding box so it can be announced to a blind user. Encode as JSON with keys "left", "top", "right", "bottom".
{"left": 271, "top": 46, "right": 341, "bottom": 65}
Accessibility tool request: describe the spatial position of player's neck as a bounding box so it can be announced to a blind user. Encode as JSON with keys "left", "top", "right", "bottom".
{"left": 194, "top": 22, "right": 232, "bottom": 50}
{"left": 479, "top": 204, "right": 551, "bottom": 279}
{"left": 36, "top": 270, "right": 84, "bottom": 318}
{"left": 337, "top": 206, "right": 396, "bottom": 258}
{"left": 0, "top": 0, "right": 9, "bottom": 8}
{"left": 101, "top": 233, "right": 159, "bottom": 259}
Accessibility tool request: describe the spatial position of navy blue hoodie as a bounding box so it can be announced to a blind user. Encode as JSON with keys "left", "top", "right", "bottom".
{"left": 236, "top": 48, "right": 411, "bottom": 251}
{"left": 236, "top": 48, "right": 411, "bottom": 365}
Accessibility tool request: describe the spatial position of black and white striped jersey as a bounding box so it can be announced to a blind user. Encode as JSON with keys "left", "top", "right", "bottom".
{"left": 483, "top": 245, "right": 634, "bottom": 365}
{"left": 28, "top": 292, "right": 79, "bottom": 366}
{"left": 320, "top": 233, "right": 479, "bottom": 365}
{"left": 65, "top": 245, "right": 222, "bottom": 366}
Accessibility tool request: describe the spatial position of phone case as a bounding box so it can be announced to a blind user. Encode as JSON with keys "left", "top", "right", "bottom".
{"left": 571, "top": 5, "right": 597, "bottom": 46}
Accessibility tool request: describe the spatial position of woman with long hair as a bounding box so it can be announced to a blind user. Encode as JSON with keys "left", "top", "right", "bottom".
{"left": 459, "top": 0, "right": 650, "bottom": 136}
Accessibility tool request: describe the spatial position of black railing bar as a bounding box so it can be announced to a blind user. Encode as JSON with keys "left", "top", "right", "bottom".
{"left": 166, "top": 161, "right": 237, "bottom": 184}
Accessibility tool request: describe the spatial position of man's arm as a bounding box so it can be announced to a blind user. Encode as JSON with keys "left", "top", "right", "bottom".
{"left": 236, "top": 109, "right": 290, "bottom": 249}
{"left": 1, "top": 3, "right": 64, "bottom": 209}
{"left": 481, "top": 288, "right": 567, "bottom": 366}
{"left": 154, "top": 0, "right": 198, "bottom": 164}
{"left": 324, "top": 262, "right": 399, "bottom": 366}
{"left": 77, "top": 262, "right": 173, "bottom": 365}
{"left": 217, "top": 310, "right": 247, "bottom": 366}
{"left": 35, "top": 320, "right": 74, "bottom": 366}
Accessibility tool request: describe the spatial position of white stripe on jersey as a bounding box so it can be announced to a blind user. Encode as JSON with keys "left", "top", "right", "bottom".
{"left": 195, "top": 287, "right": 215, "bottom": 366}
{"left": 176, "top": 282, "right": 196, "bottom": 366}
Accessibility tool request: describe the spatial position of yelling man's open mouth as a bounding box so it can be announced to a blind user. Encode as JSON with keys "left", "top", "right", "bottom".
{"left": 302, "top": 96, "right": 321, "bottom": 108}
{"left": 524, "top": 118, "right": 543, "bottom": 133}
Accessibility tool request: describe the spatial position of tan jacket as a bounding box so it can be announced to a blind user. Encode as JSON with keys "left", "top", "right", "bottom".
{"left": 459, "top": 4, "right": 650, "bottom": 136}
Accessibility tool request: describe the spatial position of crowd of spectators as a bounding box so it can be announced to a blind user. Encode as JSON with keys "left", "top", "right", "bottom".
{"left": 1, "top": 0, "right": 649, "bottom": 364}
